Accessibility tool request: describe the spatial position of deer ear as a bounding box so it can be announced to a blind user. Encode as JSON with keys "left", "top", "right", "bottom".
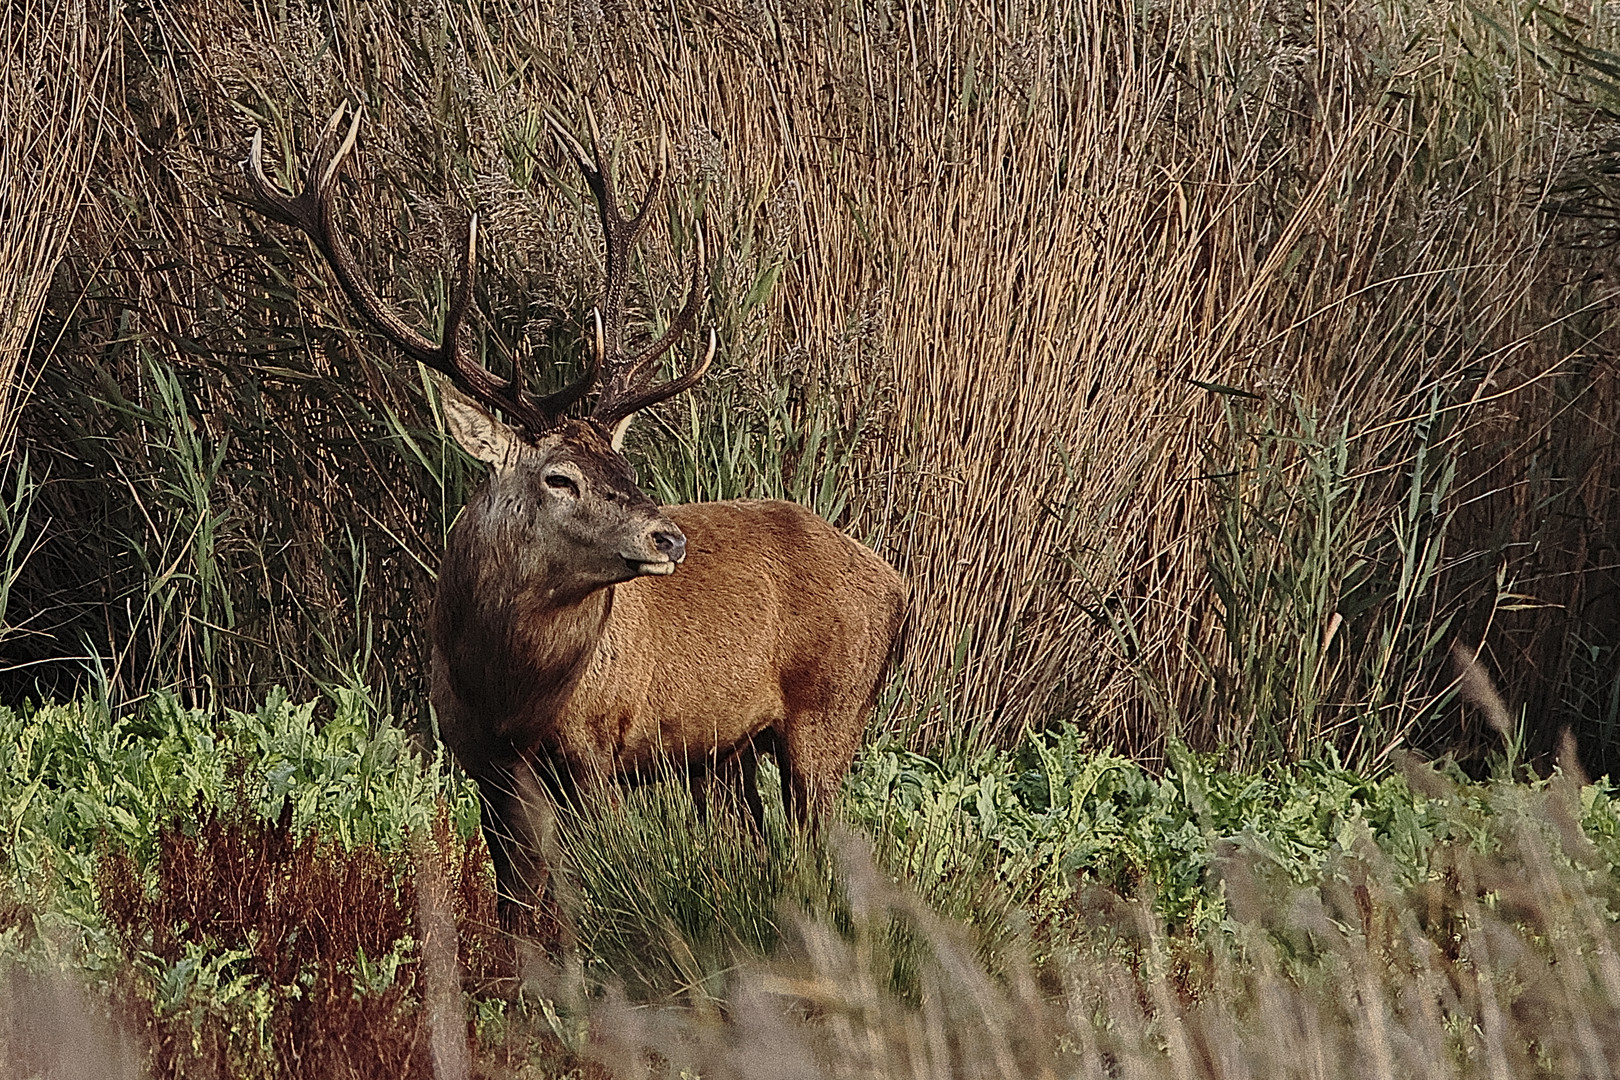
{"left": 608, "top": 414, "right": 634, "bottom": 451}
{"left": 438, "top": 381, "right": 519, "bottom": 468}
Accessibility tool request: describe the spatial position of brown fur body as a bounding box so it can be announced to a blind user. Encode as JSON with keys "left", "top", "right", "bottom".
{"left": 431, "top": 484, "right": 905, "bottom": 904}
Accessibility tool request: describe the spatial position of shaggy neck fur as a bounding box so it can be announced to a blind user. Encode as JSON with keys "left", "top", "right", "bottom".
{"left": 433, "top": 486, "right": 615, "bottom": 737}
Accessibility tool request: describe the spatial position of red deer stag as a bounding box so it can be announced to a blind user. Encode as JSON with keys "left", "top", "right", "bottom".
{"left": 244, "top": 107, "right": 906, "bottom": 914}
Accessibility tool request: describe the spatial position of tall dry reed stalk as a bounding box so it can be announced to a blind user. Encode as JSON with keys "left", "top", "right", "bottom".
{"left": 0, "top": 2, "right": 111, "bottom": 451}
{"left": 575, "top": 801, "right": 1620, "bottom": 1080}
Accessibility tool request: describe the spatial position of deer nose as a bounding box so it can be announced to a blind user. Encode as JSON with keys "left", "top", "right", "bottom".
{"left": 652, "top": 529, "right": 686, "bottom": 562}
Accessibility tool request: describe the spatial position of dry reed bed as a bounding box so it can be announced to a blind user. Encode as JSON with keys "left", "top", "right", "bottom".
{"left": 0, "top": 4, "right": 111, "bottom": 448}
{"left": 6, "top": 0, "right": 1619, "bottom": 763}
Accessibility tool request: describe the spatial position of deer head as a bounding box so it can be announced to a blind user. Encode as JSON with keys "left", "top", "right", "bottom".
{"left": 243, "top": 105, "right": 713, "bottom": 588}
{"left": 438, "top": 401, "right": 686, "bottom": 595}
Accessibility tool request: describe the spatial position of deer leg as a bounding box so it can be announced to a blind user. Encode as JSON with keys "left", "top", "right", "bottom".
{"left": 471, "top": 758, "right": 562, "bottom": 937}
{"left": 687, "top": 762, "right": 712, "bottom": 823}
{"left": 780, "top": 760, "right": 823, "bottom": 828}
{"left": 720, "top": 739, "right": 767, "bottom": 834}
{"left": 778, "top": 712, "right": 859, "bottom": 828}
{"left": 772, "top": 733, "right": 800, "bottom": 825}
{"left": 470, "top": 769, "right": 531, "bottom": 914}
{"left": 697, "top": 741, "right": 768, "bottom": 834}
{"left": 736, "top": 742, "right": 766, "bottom": 833}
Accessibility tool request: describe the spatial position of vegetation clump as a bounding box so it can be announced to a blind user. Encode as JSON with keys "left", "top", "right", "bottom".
{"left": 1, "top": 692, "right": 1618, "bottom": 1077}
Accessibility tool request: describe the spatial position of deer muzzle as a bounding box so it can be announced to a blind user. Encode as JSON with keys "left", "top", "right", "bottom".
{"left": 625, "top": 523, "right": 687, "bottom": 576}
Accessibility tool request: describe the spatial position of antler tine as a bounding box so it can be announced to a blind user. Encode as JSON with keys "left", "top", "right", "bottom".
{"left": 444, "top": 212, "right": 478, "bottom": 365}
{"left": 578, "top": 103, "right": 664, "bottom": 242}
{"left": 599, "top": 225, "right": 706, "bottom": 409}
{"left": 245, "top": 129, "right": 301, "bottom": 229}
{"left": 528, "top": 323, "right": 600, "bottom": 418}
{"left": 600, "top": 329, "right": 717, "bottom": 449}
{"left": 314, "top": 105, "right": 361, "bottom": 202}
{"left": 546, "top": 111, "right": 708, "bottom": 442}
{"left": 597, "top": 106, "right": 667, "bottom": 250}
{"left": 550, "top": 117, "right": 670, "bottom": 349}
{"left": 244, "top": 105, "right": 562, "bottom": 432}
{"left": 248, "top": 107, "right": 435, "bottom": 368}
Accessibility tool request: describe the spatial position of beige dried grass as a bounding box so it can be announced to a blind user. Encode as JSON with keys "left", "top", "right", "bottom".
{"left": 574, "top": 807, "right": 1620, "bottom": 1080}
{"left": 9, "top": 0, "right": 1615, "bottom": 760}
{"left": 0, "top": 2, "right": 111, "bottom": 451}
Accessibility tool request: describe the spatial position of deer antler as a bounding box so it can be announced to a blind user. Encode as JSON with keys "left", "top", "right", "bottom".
{"left": 548, "top": 109, "right": 713, "bottom": 449}
{"left": 244, "top": 105, "right": 596, "bottom": 433}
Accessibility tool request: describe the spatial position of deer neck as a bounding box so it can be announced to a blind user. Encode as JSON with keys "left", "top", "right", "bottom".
{"left": 505, "top": 582, "right": 612, "bottom": 707}
{"left": 435, "top": 516, "right": 616, "bottom": 730}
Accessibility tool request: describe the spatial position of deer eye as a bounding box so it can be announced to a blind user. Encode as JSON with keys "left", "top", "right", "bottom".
{"left": 544, "top": 474, "right": 580, "bottom": 497}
